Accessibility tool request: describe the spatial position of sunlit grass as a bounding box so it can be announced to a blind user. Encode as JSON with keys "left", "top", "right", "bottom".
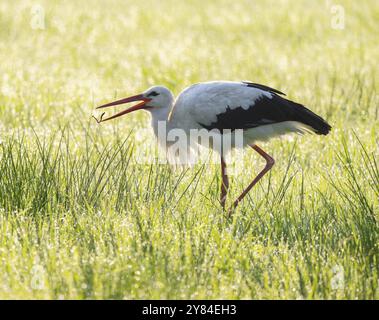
{"left": 0, "top": 0, "right": 378, "bottom": 299}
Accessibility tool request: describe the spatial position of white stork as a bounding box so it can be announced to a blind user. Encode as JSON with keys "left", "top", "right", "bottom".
{"left": 94, "top": 81, "right": 331, "bottom": 213}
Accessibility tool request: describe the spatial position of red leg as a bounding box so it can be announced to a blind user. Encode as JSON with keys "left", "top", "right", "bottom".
{"left": 220, "top": 155, "right": 229, "bottom": 209}
{"left": 229, "top": 144, "right": 275, "bottom": 213}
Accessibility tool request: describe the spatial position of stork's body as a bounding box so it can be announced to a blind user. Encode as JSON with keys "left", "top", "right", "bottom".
{"left": 96, "top": 81, "right": 331, "bottom": 212}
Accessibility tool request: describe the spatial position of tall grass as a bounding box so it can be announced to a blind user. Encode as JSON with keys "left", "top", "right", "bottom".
{"left": 0, "top": 126, "right": 377, "bottom": 299}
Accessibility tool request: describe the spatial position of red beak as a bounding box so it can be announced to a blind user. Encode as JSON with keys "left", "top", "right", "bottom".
{"left": 94, "top": 94, "right": 152, "bottom": 123}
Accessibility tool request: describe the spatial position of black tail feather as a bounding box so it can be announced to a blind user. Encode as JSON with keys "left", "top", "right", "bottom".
{"left": 272, "top": 95, "right": 332, "bottom": 135}
{"left": 292, "top": 103, "right": 332, "bottom": 135}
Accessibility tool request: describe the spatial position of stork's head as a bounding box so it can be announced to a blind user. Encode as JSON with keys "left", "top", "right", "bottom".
{"left": 95, "top": 86, "right": 174, "bottom": 122}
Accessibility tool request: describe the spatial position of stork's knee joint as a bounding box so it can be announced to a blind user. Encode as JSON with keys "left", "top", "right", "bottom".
{"left": 267, "top": 157, "right": 275, "bottom": 168}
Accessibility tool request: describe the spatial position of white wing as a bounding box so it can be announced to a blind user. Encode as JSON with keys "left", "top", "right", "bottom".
{"left": 171, "top": 81, "right": 275, "bottom": 129}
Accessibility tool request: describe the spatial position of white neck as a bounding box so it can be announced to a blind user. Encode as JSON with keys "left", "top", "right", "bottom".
{"left": 151, "top": 106, "right": 172, "bottom": 135}
{"left": 147, "top": 89, "right": 177, "bottom": 148}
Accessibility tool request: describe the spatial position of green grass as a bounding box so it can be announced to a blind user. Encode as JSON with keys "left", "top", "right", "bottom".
{"left": 0, "top": 0, "right": 378, "bottom": 299}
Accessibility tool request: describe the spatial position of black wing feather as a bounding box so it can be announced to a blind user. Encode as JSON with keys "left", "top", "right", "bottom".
{"left": 199, "top": 95, "right": 331, "bottom": 135}
{"left": 242, "top": 81, "right": 286, "bottom": 96}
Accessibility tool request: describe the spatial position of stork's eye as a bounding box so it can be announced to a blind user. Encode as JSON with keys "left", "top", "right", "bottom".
{"left": 147, "top": 91, "right": 159, "bottom": 97}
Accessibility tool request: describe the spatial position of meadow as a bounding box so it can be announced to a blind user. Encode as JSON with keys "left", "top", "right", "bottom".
{"left": 0, "top": 0, "right": 378, "bottom": 299}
